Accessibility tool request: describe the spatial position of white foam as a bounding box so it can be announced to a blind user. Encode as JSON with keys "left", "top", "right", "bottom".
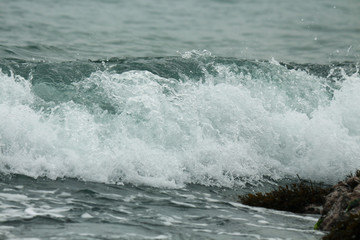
{"left": 0, "top": 64, "right": 359, "bottom": 187}
{"left": 81, "top": 213, "right": 93, "bottom": 219}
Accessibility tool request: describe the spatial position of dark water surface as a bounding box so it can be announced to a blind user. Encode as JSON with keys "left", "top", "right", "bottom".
{"left": 1, "top": 0, "right": 360, "bottom": 239}
{"left": 0, "top": 174, "right": 323, "bottom": 240}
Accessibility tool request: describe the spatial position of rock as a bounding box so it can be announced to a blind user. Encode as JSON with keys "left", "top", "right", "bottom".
{"left": 237, "top": 172, "right": 360, "bottom": 238}
{"left": 238, "top": 182, "right": 330, "bottom": 214}
{"left": 304, "top": 204, "right": 323, "bottom": 214}
{"left": 322, "top": 213, "right": 360, "bottom": 240}
{"left": 318, "top": 176, "right": 360, "bottom": 231}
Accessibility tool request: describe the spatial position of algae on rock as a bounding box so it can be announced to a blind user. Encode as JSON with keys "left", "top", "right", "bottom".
{"left": 239, "top": 182, "right": 330, "bottom": 213}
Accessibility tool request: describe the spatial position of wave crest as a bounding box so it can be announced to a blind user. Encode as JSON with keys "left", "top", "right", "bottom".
{"left": 0, "top": 59, "right": 359, "bottom": 187}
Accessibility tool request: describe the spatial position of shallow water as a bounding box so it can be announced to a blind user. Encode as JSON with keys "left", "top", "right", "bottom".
{"left": 1, "top": 0, "right": 360, "bottom": 239}
{"left": 0, "top": 174, "right": 324, "bottom": 240}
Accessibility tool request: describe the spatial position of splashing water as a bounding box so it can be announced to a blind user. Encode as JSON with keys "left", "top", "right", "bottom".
{"left": 0, "top": 57, "right": 359, "bottom": 188}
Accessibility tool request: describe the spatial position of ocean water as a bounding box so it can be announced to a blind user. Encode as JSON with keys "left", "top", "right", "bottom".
{"left": 0, "top": 0, "right": 360, "bottom": 239}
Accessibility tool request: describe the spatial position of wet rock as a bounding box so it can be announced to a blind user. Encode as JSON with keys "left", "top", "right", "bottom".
{"left": 322, "top": 213, "right": 360, "bottom": 240}
{"left": 319, "top": 176, "right": 360, "bottom": 231}
{"left": 304, "top": 204, "right": 323, "bottom": 214}
{"left": 239, "top": 183, "right": 330, "bottom": 214}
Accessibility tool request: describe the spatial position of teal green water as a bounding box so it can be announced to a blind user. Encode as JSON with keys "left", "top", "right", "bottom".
{"left": 1, "top": 0, "right": 360, "bottom": 239}
{"left": 1, "top": 0, "right": 359, "bottom": 62}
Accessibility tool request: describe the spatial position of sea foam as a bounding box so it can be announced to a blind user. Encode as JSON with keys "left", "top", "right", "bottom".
{"left": 0, "top": 61, "right": 359, "bottom": 188}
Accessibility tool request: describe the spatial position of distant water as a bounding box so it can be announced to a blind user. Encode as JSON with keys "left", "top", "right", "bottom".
{"left": 1, "top": 0, "right": 359, "bottom": 239}
{"left": 1, "top": 0, "right": 359, "bottom": 62}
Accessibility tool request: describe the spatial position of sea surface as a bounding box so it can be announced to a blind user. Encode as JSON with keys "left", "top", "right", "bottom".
{"left": 1, "top": 0, "right": 360, "bottom": 239}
